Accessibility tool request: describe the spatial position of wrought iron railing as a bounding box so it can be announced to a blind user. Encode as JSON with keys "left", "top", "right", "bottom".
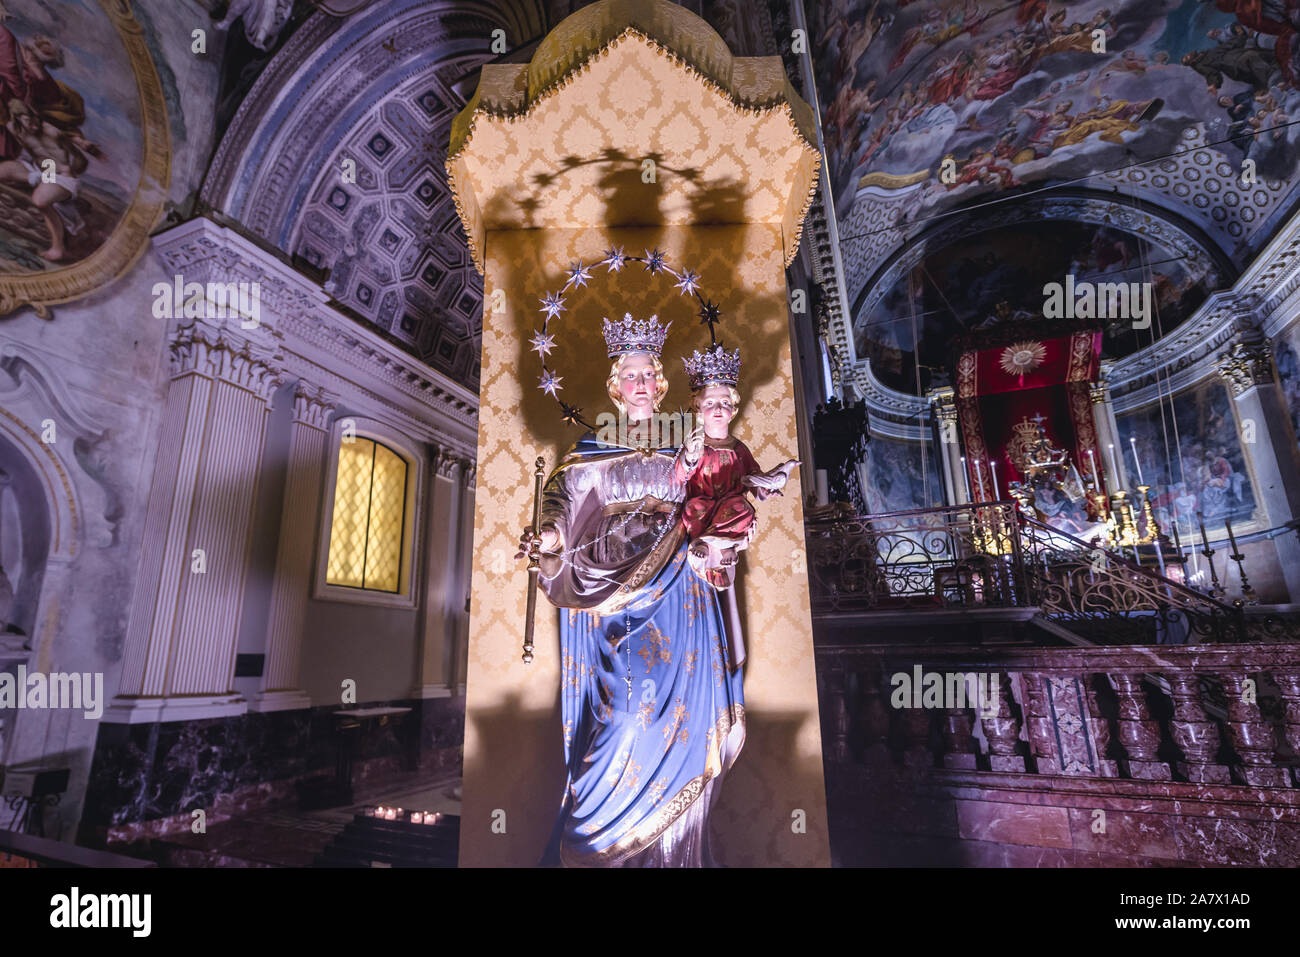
{"left": 804, "top": 502, "right": 1027, "bottom": 613}
{"left": 805, "top": 502, "right": 1253, "bottom": 644}
{"left": 1017, "top": 515, "right": 1246, "bottom": 644}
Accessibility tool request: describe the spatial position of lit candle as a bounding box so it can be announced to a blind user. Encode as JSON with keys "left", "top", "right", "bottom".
{"left": 425, "top": 813, "right": 440, "bottom": 826}
{"left": 989, "top": 460, "right": 1000, "bottom": 500}
{"left": 973, "top": 459, "right": 986, "bottom": 501}
{"left": 1086, "top": 449, "right": 1100, "bottom": 490}
{"left": 386, "top": 808, "right": 397, "bottom": 820}
{"left": 960, "top": 456, "right": 972, "bottom": 501}
{"left": 411, "top": 812, "right": 423, "bottom": 824}
{"left": 1108, "top": 443, "right": 1121, "bottom": 488}
{"left": 1129, "top": 436, "right": 1145, "bottom": 485}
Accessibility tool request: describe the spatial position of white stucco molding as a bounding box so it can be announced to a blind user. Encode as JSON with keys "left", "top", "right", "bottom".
{"left": 150, "top": 217, "right": 479, "bottom": 460}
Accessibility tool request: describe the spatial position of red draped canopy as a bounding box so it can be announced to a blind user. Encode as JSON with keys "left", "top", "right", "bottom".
{"left": 955, "top": 331, "right": 1103, "bottom": 501}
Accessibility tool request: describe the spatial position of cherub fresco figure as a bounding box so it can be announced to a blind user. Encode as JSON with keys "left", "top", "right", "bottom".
{"left": 676, "top": 345, "right": 799, "bottom": 591}
{"left": 0, "top": 97, "right": 91, "bottom": 261}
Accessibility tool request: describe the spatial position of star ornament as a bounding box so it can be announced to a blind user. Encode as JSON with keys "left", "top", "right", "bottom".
{"left": 566, "top": 261, "right": 593, "bottom": 288}
{"left": 697, "top": 299, "right": 721, "bottom": 328}
{"left": 539, "top": 369, "right": 563, "bottom": 396}
{"left": 675, "top": 269, "right": 701, "bottom": 297}
{"left": 559, "top": 401, "right": 585, "bottom": 426}
{"left": 530, "top": 329, "right": 556, "bottom": 358}
{"left": 603, "top": 246, "right": 626, "bottom": 272}
{"left": 539, "top": 292, "right": 566, "bottom": 320}
{"left": 643, "top": 248, "right": 667, "bottom": 274}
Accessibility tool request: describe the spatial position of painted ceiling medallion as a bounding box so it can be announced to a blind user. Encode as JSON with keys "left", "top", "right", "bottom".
{"left": 1000, "top": 340, "right": 1047, "bottom": 382}
{"left": 0, "top": 0, "right": 170, "bottom": 319}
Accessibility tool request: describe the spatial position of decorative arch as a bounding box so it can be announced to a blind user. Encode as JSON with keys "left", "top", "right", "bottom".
{"left": 851, "top": 189, "right": 1236, "bottom": 339}
{"left": 201, "top": 0, "right": 549, "bottom": 388}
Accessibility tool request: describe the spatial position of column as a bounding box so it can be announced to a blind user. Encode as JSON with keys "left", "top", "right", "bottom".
{"left": 980, "top": 673, "right": 1025, "bottom": 772}
{"left": 248, "top": 382, "right": 335, "bottom": 713}
{"left": 928, "top": 386, "right": 966, "bottom": 505}
{"left": 106, "top": 316, "right": 282, "bottom": 723}
{"left": 454, "top": 461, "right": 476, "bottom": 695}
{"left": 1110, "top": 673, "right": 1170, "bottom": 780}
{"left": 1216, "top": 331, "right": 1300, "bottom": 600}
{"left": 411, "top": 450, "right": 463, "bottom": 699}
{"left": 1090, "top": 365, "right": 1131, "bottom": 494}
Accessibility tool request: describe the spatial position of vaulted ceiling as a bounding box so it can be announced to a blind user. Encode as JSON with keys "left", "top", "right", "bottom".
{"left": 809, "top": 0, "right": 1300, "bottom": 393}
{"left": 203, "top": 0, "right": 552, "bottom": 391}
{"left": 201, "top": 0, "right": 787, "bottom": 394}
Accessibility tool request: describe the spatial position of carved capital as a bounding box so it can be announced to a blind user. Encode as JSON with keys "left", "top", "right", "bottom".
{"left": 1216, "top": 338, "right": 1276, "bottom": 397}
{"left": 433, "top": 449, "right": 460, "bottom": 479}
{"left": 290, "top": 382, "right": 336, "bottom": 430}
{"left": 927, "top": 386, "right": 957, "bottom": 422}
{"left": 168, "top": 322, "right": 284, "bottom": 402}
{"left": 461, "top": 459, "right": 477, "bottom": 490}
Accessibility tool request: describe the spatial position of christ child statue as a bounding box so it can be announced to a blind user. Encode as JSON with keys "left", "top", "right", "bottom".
{"left": 677, "top": 344, "right": 799, "bottom": 590}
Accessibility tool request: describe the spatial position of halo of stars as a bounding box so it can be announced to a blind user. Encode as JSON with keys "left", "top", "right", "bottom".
{"left": 531, "top": 247, "right": 724, "bottom": 430}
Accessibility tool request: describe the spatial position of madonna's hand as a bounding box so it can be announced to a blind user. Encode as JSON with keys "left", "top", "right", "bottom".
{"left": 515, "top": 525, "right": 560, "bottom": 560}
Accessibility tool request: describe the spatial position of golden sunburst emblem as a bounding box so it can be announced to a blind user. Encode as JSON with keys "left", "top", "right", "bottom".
{"left": 1000, "top": 340, "right": 1047, "bottom": 381}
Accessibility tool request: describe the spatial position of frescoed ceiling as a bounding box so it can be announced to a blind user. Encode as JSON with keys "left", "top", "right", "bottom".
{"left": 809, "top": 0, "right": 1300, "bottom": 394}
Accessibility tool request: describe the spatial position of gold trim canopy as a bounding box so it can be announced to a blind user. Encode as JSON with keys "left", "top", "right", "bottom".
{"left": 446, "top": 0, "right": 821, "bottom": 273}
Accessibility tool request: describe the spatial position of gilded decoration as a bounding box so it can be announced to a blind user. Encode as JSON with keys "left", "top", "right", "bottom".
{"left": 1216, "top": 339, "right": 1277, "bottom": 396}
{"left": 0, "top": 0, "right": 171, "bottom": 318}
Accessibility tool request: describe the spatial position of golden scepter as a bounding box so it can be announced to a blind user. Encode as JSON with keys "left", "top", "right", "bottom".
{"left": 522, "top": 455, "right": 546, "bottom": 664}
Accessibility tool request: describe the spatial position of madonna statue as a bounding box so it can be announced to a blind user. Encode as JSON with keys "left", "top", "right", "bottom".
{"left": 517, "top": 314, "right": 745, "bottom": 867}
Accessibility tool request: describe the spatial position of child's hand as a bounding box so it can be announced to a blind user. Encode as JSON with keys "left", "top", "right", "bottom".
{"left": 682, "top": 425, "right": 705, "bottom": 466}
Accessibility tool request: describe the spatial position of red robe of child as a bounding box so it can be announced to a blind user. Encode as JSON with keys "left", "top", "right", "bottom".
{"left": 676, "top": 436, "right": 760, "bottom": 544}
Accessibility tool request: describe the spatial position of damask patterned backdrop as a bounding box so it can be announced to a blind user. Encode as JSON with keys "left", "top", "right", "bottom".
{"left": 460, "top": 223, "right": 829, "bottom": 867}
{"left": 1116, "top": 379, "right": 1258, "bottom": 538}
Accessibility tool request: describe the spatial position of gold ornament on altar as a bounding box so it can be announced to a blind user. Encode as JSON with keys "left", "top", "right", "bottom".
{"left": 999, "top": 340, "right": 1047, "bottom": 383}
{"left": 1007, "top": 415, "right": 1067, "bottom": 477}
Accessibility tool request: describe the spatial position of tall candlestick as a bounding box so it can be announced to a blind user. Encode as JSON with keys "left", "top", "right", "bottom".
{"left": 1196, "top": 510, "right": 1225, "bottom": 597}
{"left": 989, "top": 459, "right": 1000, "bottom": 500}
{"left": 1129, "top": 436, "right": 1145, "bottom": 485}
{"left": 1086, "top": 448, "right": 1100, "bottom": 490}
{"left": 1108, "top": 443, "right": 1121, "bottom": 489}
{"left": 973, "top": 459, "right": 986, "bottom": 501}
{"left": 1224, "top": 517, "right": 1256, "bottom": 602}
{"left": 959, "top": 456, "right": 972, "bottom": 501}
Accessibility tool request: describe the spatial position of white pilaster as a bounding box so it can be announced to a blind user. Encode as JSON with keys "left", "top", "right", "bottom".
{"left": 410, "top": 450, "right": 463, "bottom": 699}
{"left": 106, "top": 246, "right": 284, "bottom": 723}
{"left": 248, "top": 382, "right": 336, "bottom": 712}
{"left": 1217, "top": 333, "right": 1300, "bottom": 599}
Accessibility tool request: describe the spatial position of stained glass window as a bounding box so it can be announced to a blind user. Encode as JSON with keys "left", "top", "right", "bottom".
{"left": 326, "top": 437, "right": 408, "bottom": 593}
